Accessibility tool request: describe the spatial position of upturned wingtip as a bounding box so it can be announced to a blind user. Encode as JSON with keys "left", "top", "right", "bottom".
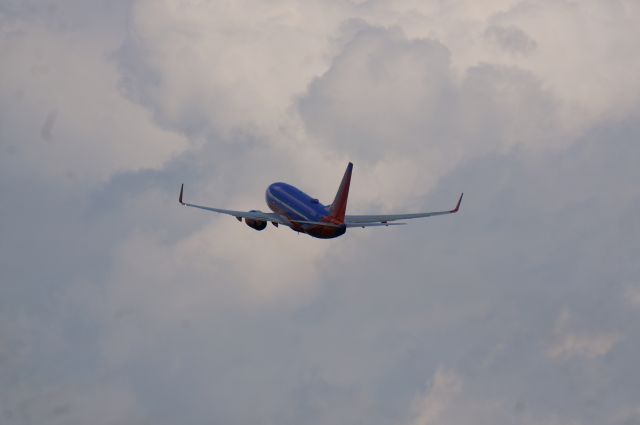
{"left": 179, "top": 184, "right": 184, "bottom": 205}
{"left": 451, "top": 193, "right": 463, "bottom": 213}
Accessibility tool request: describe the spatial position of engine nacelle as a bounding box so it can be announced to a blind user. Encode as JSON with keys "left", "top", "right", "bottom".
{"left": 244, "top": 210, "right": 267, "bottom": 231}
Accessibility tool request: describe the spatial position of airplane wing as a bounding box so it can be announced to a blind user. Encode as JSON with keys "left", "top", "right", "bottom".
{"left": 179, "top": 184, "right": 288, "bottom": 224}
{"left": 178, "top": 184, "right": 343, "bottom": 228}
{"left": 345, "top": 193, "right": 463, "bottom": 226}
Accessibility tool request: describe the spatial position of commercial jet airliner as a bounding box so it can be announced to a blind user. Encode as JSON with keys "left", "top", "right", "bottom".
{"left": 179, "top": 162, "right": 462, "bottom": 239}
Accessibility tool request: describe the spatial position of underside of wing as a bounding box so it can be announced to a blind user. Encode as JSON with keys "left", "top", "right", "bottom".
{"left": 178, "top": 184, "right": 288, "bottom": 225}
{"left": 345, "top": 222, "right": 407, "bottom": 228}
{"left": 185, "top": 203, "right": 287, "bottom": 223}
{"left": 345, "top": 193, "right": 463, "bottom": 225}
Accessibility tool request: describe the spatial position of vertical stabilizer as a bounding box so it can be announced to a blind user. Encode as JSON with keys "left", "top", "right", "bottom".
{"left": 329, "top": 162, "right": 353, "bottom": 223}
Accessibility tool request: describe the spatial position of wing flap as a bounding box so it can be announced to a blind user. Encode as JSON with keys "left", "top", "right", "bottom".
{"left": 346, "top": 222, "right": 407, "bottom": 228}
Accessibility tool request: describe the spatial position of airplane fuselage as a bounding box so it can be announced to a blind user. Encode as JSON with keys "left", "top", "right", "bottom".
{"left": 266, "top": 182, "right": 346, "bottom": 239}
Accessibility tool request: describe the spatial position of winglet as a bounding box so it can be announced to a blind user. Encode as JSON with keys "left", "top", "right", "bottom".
{"left": 450, "top": 193, "right": 463, "bottom": 213}
{"left": 179, "top": 184, "right": 185, "bottom": 205}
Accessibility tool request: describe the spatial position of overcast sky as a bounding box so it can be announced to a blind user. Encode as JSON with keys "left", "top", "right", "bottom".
{"left": 1, "top": 1, "right": 640, "bottom": 424}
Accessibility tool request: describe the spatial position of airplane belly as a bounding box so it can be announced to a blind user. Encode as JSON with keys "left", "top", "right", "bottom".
{"left": 306, "top": 224, "right": 346, "bottom": 239}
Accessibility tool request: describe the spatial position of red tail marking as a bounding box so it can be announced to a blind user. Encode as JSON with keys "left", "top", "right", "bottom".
{"left": 329, "top": 162, "right": 353, "bottom": 223}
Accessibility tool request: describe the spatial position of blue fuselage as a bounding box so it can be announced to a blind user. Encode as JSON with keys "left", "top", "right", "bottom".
{"left": 266, "top": 182, "right": 346, "bottom": 239}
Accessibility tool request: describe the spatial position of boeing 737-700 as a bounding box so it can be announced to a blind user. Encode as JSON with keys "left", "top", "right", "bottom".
{"left": 178, "top": 162, "right": 462, "bottom": 239}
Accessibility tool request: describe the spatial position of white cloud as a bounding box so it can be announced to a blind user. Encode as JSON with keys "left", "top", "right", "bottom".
{"left": 3, "top": 1, "right": 640, "bottom": 424}
{"left": 405, "top": 368, "right": 587, "bottom": 425}
{"left": 547, "top": 332, "right": 621, "bottom": 361}
{"left": 118, "top": 0, "right": 345, "bottom": 139}
{"left": 486, "top": 1, "right": 640, "bottom": 124}
{"left": 408, "top": 368, "right": 462, "bottom": 425}
{"left": 547, "top": 310, "right": 621, "bottom": 360}
{"left": 0, "top": 14, "right": 187, "bottom": 186}
{"left": 299, "top": 24, "right": 561, "bottom": 208}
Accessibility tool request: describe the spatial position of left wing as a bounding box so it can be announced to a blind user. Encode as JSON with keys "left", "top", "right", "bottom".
{"left": 345, "top": 193, "right": 463, "bottom": 226}
{"left": 178, "top": 184, "right": 343, "bottom": 228}
{"left": 179, "top": 184, "right": 288, "bottom": 224}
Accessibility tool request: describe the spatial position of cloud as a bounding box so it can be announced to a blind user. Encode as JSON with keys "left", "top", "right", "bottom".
{"left": 298, "top": 23, "right": 561, "bottom": 208}
{"left": 548, "top": 332, "right": 621, "bottom": 361}
{"left": 624, "top": 286, "right": 640, "bottom": 309}
{"left": 299, "top": 26, "right": 455, "bottom": 162}
{"left": 547, "top": 310, "right": 621, "bottom": 361}
{"left": 116, "top": 0, "right": 346, "bottom": 140}
{"left": 2, "top": 1, "right": 640, "bottom": 425}
{"left": 484, "top": 25, "right": 537, "bottom": 55}
{"left": 2, "top": 381, "right": 146, "bottom": 425}
{"left": 0, "top": 7, "right": 187, "bottom": 186}
{"left": 485, "top": 0, "right": 640, "bottom": 124}
{"left": 408, "top": 368, "right": 462, "bottom": 425}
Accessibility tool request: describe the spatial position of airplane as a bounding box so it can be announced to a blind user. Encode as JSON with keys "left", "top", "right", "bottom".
{"left": 178, "top": 162, "right": 462, "bottom": 239}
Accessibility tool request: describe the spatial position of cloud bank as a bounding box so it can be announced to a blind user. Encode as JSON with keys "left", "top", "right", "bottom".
{"left": 2, "top": 1, "right": 640, "bottom": 424}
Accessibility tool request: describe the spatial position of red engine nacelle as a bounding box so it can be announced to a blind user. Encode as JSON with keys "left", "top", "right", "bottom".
{"left": 244, "top": 210, "right": 267, "bottom": 231}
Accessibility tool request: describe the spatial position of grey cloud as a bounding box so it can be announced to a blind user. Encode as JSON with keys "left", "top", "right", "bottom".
{"left": 1, "top": 0, "right": 131, "bottom": 28}
{"left": 2, "top": 1, "right": 640, "bottom": 425}
{"left": 89, "top": 118, "right": 639, "bottom": 425}
{"left": 300, "top": 26, "right": 455, "bottom": 162}
{"left": 40, "top": 109, "right": 57, "bottom": 141}
{"left": 457, "top": 63, "right": 558, "bottom": 150}
{"left": 299, "top": 24, "right": 558, "bottom": 171}
{"left": 485, "top": 25, "right": 537, "bottom": 55}
{"left": 300, "top": 120, "right": 640, "bottom": 425}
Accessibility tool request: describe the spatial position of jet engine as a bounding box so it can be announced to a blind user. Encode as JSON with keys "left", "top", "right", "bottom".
{"left": 244, "top": 210, "right": 267, "bottom": 231}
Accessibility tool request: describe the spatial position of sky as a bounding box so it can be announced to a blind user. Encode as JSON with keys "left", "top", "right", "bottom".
{"left": 1, "top": 1, "right": 640, "bottom": 424}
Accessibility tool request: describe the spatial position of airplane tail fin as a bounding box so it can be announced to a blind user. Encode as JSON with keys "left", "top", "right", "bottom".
{"left": 328, "top": 162, "right": 353, "bottom": 223}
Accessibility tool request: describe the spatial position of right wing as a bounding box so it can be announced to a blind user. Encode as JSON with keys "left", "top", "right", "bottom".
{"left": 345, "top": 193, "right": 463, "bottom": 226}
